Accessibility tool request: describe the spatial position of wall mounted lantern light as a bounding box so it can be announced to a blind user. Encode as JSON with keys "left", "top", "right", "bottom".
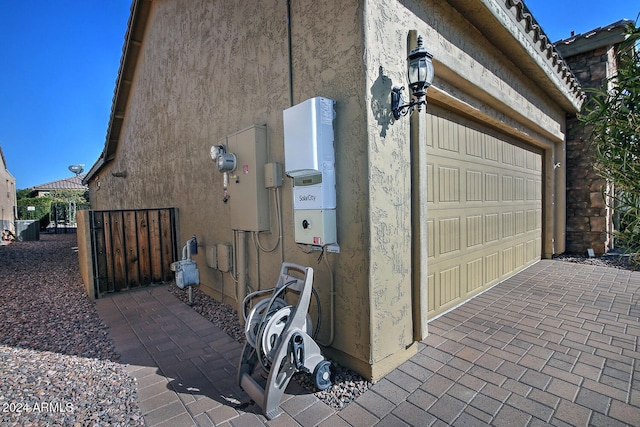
{"left": 391, "top": 35, "right": 435, "bottom": 120}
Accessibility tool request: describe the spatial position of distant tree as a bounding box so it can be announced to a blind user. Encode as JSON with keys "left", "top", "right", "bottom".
{"left": 16, "top": 196, "right": 52, "bottom": 223}
{"left": 48, "top": 189, "right": 90, "bottom": 207}
{"left": 16, "top": 188, "right": 31, "bottom": 200}
{"left": 579, "top": 21, "right": 640, "bottom": 257}
{"left": 16, "top": 187, "right": 89, "bottom": 227}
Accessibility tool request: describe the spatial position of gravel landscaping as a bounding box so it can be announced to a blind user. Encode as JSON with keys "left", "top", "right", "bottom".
{"left": 554, "top": 249, "right": 639, "bottom": 271}
{"left": 169, "top": 283, "right": 373, "bottom": 410}
{"left": 0, "top": 234, "right": 143, "bottom": 426}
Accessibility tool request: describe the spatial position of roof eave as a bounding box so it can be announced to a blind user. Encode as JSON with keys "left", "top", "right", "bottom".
{"left": 84, "top": 0, "right": 153, "bottom": 184}
{"left": 555, "top": 19, "right": 632, "bottom": 58}
{"left": 446, "top": 0, "right": 585, "bottom": 113}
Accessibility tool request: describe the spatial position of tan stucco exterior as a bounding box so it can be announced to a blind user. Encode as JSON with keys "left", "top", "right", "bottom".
{"left": 85, "top": 0, "right": 582, "bottom": 380}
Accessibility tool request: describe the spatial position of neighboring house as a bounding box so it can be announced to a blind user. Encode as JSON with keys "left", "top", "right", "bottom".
{"left": 29, "top": 174, "right": 88, "bottom": 198}
{"left": 24, "top": 175, "right": 89, "bottom": 230}
{"left": 556, "top": 19, "right": 632, "bottom": 255}
{"left": 83, "top": 0, "right": 583, "bottom": 380}
{"left": 0, "top": 146, "right": 16, "bottom": 236}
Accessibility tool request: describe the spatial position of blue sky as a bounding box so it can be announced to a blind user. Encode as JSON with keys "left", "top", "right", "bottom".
{"left": 1, "top": 1, "right": 638, "bottom": 190}
{"left": 1, "top": 1, "right": 131, "bottom": 189}
{"left": 526, "top": 0, "right": 638, "bottom": 41}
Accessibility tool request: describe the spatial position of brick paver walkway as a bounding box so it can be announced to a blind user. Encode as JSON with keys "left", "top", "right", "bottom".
{"left": 97, "top": 259, "right": 640, "bottom": 426}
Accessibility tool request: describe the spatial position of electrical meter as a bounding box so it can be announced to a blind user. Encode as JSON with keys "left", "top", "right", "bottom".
{"left": 217, "top": 152, "right": 237, "bottom": 172}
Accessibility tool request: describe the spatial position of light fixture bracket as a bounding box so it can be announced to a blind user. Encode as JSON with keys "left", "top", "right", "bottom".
{"left": 391, "top": 86, "right": 426, "bottom": 120}
{"left": 391, "top": 35, "right": 434, "bottom": 120}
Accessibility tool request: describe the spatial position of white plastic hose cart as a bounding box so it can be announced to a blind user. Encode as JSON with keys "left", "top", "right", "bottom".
{"left": 237, "top": 262, "right": 332, "bottom": 419}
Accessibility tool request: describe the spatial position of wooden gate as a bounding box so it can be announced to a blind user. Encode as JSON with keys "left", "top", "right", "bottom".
{"left": 89, "top": 208, "right": 177, "bottom": 297}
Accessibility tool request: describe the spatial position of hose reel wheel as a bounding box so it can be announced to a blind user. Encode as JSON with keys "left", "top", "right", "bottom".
{"left": 260, "top": 306, "right": 312, "bottom": 362}
{"left": 313, "top": 360, "right": 333, "bottom": 391}
{"left": 245, "top": 297, "right": 288, "bottom": 348}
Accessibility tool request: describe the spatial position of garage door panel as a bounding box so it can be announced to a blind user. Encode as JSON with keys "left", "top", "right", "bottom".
{"left": 503, "top": 247, "right": 514, "bottom": 276}
{"left": 428, "top": 273, "right": 436, "bottom": 312}
{"left": 429, "top": 163, "right": 539, "bottom": 207}
{"left": 426, "top": 164, "right": 434, "bottom": 202}
{"left": 438, "top": 166, "right": 460, "bottom": 202}
{"left": 439, "top": 217, "right": 461, "bottom": 254}
{"left": 427, "top": 219, "right": 435, "bottom": 259}
{"left": 466, "top": 258, "right": 483, "bottom": 292}
{"left": 426, "top": 110, "right": 542, "bottom": 319}
{"left": 466, "top": 170, "right": 483, "bottom": 201}
{"left": 439, "top": 266, "right": 461, "bottom": 307}
{"left": 515, "top": 243, "right": 525, "bottom": 268}
{"left": 484, "top": 252, "right": 501, "bottom": 284}
{"left": 502, "top": 212, "right": 514, "bottom": 238}
{"left": 467, "top": 215, "right": 483, "bottom": 247}
{"left": 429, "top": 208, "right": 539, "bottom": 257}
{"left": 427, "top": 234, "right": 541, "bottom": 317}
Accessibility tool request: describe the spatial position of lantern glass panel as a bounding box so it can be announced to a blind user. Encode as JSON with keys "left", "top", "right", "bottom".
{"left": 424, "top": 56, "right": 434, "bottom": 86}
{"left": 408, "top": 57, "right": 421, "bottom": 86}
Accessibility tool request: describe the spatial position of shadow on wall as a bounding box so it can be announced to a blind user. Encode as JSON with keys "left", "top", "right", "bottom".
{"left": 371, "top": 65, "right": 394, "bottom": 138}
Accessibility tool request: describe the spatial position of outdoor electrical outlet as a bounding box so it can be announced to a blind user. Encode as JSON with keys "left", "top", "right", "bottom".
{"left": 206, "top": 245, "right": 217, "bottom": 269}
{"left": 217, "top": 243, "right": 233, "bottom": 272}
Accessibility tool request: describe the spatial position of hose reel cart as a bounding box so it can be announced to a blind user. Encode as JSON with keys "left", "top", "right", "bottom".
{"left": 237, "top": 262, "right": 332, "bottom": 419}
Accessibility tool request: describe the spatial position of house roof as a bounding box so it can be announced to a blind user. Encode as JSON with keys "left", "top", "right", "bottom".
{"left": 31, "top": 175, "right": 88, "bottom": 192}
{"left": 506, "top": 0, "right": 584, "bottom": 99}
{"left": 446, "top": 0, "right": 584, "bottom": 112}
{"left": 554, "top": 19, "right": 632, "bottom": 58}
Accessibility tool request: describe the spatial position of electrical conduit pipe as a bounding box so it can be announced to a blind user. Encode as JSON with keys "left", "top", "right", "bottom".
{"left": 237, "top": 230, "right": 247, "bottom": 326}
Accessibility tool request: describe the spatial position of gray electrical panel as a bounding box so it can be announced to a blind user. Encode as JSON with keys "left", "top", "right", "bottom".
{"left": 224, "top": 125, "right": 270, "bottom": 231}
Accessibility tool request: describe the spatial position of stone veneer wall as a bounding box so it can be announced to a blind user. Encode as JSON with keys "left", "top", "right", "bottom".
{"left": 563, "top": 46, "right": 616, "bottom": 254}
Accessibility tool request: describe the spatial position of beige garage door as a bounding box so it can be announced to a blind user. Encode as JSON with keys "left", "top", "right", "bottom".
{"left": 426, "top": 109, "right": 542, "bottom": 319}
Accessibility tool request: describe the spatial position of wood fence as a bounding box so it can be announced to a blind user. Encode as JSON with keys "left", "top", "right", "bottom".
{"left": 78, "top": 208, "right": 177, "bottom": 298}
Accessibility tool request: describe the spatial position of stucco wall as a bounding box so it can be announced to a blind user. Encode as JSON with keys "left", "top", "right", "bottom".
{"left": 88, "top": 0, "right": 574, "bottom": 380}
{"left": 362, "top": 0, "right": 570, "bottom": 374}
{"left": 88, "top": 0, "right": 373, "bottom": 375}
{"left": 284, "top": 0, "right": 373, "bottom": 379}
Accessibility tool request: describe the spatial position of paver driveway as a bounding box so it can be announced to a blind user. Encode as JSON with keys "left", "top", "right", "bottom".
{"left": 98, "top": 259, "right": 640, "bottom": 426}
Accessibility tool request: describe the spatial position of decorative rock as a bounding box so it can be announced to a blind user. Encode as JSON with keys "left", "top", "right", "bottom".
{"left": 0, "top": 234, "right": 144, "bottom": 426}
{"left": 169, "top": 283, "right": 374, "bottom": 410}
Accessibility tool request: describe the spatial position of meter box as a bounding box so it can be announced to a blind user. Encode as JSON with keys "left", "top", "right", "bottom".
{"left": 172, "top": 259, "right": 200, "bottom": 289}
{"left": 225, "top": 125, "right": 270, "bottom": 231}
